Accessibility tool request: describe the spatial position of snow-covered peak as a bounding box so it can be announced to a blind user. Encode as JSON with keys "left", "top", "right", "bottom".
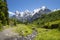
{"left": 15, "top": 10, "right": 20, "bottom": 15}
{"left": 33, "top": 6, "right": 48, "bottom": 15}
{"left": 24, "top": 9, "right": 30, "bottom": 12}
{"left": 20, "top": 12, "right": 24, "bottom": 17}
{"left": 41, "top": 6, "right": 47, "bottom": 10}
{"left": 24, "top": 9, "right": 31, "bottom": 15}
{"left": 23, "top": 9, "right": 32, "bottom": 16}
{"left": 53, "top": 9, "right": 60, "bottom": 11}
{"left": 33, "top": 6, "right": 47, "bottom": 13}
{"left": 32, "top": 8, "right": 40, "bottom": 16}
{"left": 33, "top": 8, "right": 41, "bottom": 13}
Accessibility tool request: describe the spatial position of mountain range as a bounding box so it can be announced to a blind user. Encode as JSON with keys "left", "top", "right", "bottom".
{"left": 9, "top": 6, "right": 60, "bottom": 22}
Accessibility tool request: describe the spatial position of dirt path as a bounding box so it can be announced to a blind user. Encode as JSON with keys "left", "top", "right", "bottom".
{"left": 0, "top": 28, "right": 19, "bottom": 40}
{"left": 0, "top": 27, "right": 37, "bottom": 40}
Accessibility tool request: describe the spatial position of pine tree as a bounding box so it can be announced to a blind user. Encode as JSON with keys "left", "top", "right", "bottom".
{"left": 4, "top": 0, "right": 9, "bottom": 25}
{"left": 0, "top": 0, "right": 9, "bottom": 25}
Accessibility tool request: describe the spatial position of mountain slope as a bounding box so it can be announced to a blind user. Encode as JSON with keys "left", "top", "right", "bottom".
{"left": 31, "top": 10, "right": 60, "bottom": 27}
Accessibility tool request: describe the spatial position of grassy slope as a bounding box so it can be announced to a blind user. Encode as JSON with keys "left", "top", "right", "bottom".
{"left": 31, "top": 10, "right": 60, "bottom": 27}
{"left": 45, "top": 20, "right": 60, "bottom": 26}
{"left": 34, "top": 28, "right": 60, "bottom": 40}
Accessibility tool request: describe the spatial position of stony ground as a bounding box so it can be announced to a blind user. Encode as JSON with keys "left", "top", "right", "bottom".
{"left": 0, "top": 27, "right": 37, "bottom": 40}
{"left": 0, "top": 28, "right": 19, "bottom": 40}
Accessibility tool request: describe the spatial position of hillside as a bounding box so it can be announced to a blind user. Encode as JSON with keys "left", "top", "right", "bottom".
{"left": 31, "top": 10, "right": 60, "bottom": 28}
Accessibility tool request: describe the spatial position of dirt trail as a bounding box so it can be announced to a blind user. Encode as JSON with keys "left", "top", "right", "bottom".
{"left": 0, "top": 27, "right": 37, "bottom": 40}
{"left": 0, "top": 28, "right": 18, "bottom": 40}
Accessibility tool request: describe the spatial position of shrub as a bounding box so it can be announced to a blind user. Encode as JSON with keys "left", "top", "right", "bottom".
{"left": 50, "top": 24, "right": 59, "bottom": 29}
{"left": 25, "top": 31, "right": 28, "bottom": 33}
{"left": 42, "top": 25, "right": 49, "bottom": 29}
{"left": 32, "top": 27, "right": 36, "bottom": 30}
{"left": 58, "top": 23, "right": 60, "bottom": 31}
{"left": 37, "top": 22, "right": 40, "bottom": 25}
{"left": 42, "top": 24, "right": 59, "bottom": 29}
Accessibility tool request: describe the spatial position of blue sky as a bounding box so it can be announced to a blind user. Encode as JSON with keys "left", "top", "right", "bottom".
{"left": 7, "top": 0, "right": 60, "bottom": 12}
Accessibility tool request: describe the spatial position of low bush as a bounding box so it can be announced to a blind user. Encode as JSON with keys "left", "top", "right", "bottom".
{"left": 50, "top": 24, "right": 59, "bottom": 29}
{"left": 42, "top": 24, "right": 59, "bottom": 29}
{"left": 42, "top": 25, "right": 49, "bottom": 29}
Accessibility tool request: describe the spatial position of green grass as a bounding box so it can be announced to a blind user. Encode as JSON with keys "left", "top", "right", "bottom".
{"left": 12, "top": 24, "right": 60, "bottom": 40}
{"left": 3, "top": 19, "right": 60, "bottom": 40}
{"left": 2, "top": 23, "right": 60, "bottom": 40}
{"left": 34, "top": 28, "right": 60, "bottom": 40}
{"left": 13, "top": 24, "right": 33, "bottom": 36}
{"left": 33, "top": 20, "right": 60, "bottom": 40}
{"left": 45, "top": 20, "right": 60, "bottom": 26}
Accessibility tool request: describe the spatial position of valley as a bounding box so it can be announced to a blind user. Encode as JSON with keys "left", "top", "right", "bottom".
{"left": 0, "top": 0, "right": 60, "bottom": 40}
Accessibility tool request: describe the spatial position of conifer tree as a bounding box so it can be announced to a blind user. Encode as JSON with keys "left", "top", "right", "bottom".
{"left": 0, "top": 0, "right": 9, "bottom": 25}
{"left": 4, "top": 0, "right": 9, "bottom": 25}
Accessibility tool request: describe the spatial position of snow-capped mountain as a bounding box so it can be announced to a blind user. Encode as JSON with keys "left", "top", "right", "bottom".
{"left": 9, "top": 6, "right": 52, "bottom": 22}
{"left": 10, "top": 10, "right": 32, "bottom": 22}
{"left": 32, "top": 6, "right": 51, "bottom": 20}
{"left": 22, "top": 10, "right": 32, "bottom": 22}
